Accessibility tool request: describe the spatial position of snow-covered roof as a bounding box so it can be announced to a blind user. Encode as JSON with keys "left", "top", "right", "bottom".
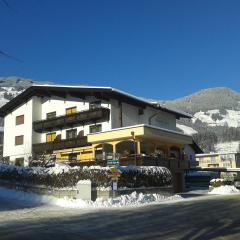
{"left": 0, "top": 84, "right": 192, "bottom": 118}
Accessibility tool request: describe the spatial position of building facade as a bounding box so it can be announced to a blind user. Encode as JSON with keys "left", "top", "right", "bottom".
{"left": 0, "top": 85, "right": 192, "bottom": 191}
{"left": 0, "top": 85, "right": 194, "bottom": 191}
{"left": 196, "top": 152, "right": 240, "bottom": 168}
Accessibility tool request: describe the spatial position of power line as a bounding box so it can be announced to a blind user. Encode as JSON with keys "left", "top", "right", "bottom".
{"left": 0, "top": 50, "right": 22, "bottom": 62}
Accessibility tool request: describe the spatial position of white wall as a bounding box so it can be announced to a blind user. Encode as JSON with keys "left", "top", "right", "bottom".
{"left": 3, "top": 93, "right": 178, "bottom": 164}
{"left": 3, "top": 99, "right": 33, "bottom": 165}
{"left": 34, "top": 95, "right": 111, "bottom": 143}
{"left": 110, "top": 100, "right": 177, "bottom": 130}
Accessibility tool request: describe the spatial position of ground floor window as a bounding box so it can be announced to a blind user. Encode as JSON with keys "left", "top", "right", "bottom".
{"left": 69, "top": 152, "right": 77, "bottom": 161}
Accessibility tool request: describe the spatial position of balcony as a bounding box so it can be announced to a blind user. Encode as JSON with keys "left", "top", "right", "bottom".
{"left": 32, "top": 136, "right": 90, "bottom": 154}
{"left": 33, "top": 107, "right": 110, "bottom": 133}
{"left": 119, "top": 155, "right": 190, "bottom": 170}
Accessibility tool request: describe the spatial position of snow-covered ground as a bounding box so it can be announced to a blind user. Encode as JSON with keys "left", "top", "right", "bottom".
{"left": 192, "top": 109, "right": 240, "bottom": 127}
{"left": 215, "top": 141, "right": 240, "bottom": 153}
{"left": 209, "top": 185, "right": 240, "bottom": 195}
{"left": 0, "top": 187, "right": 182, "bottom": 209}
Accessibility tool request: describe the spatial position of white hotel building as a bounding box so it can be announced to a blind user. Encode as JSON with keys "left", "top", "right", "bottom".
{"left": 0, "top": 85, "right": 193, "bottom": 191}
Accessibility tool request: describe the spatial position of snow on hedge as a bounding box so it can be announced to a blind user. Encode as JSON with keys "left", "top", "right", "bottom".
{"left": 0, "top": 164, "right": 172, "bottom": 188}
{"left": 209, "top": 185, "right": 240, "bottom": 195}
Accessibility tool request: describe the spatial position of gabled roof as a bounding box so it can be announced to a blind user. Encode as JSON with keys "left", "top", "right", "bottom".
{"left": 0, "top": 84, "right": 192, "bottom": 118}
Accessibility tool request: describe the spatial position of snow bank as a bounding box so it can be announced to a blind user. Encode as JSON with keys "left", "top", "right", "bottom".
{"left": 210, "top": 178, "right": 225, "bottom": 183}
{"left": 209, "top": 185, "right": 240, "bottom": 195}
{"left": 0, "top": 187, "right": 56, "bottom": 206}
{"left": 0, "top": 163, "right": 77, "bottom": 176}
{"left": 0, "top": 187, "right": 182, "bottom": 209}
{"left": 56, "top": 192, "right": 183, "bottom": 208}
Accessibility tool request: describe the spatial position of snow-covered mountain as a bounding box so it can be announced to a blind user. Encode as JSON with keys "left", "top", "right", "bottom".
{"left": 0, "top": 78, "right": 239, "bottom": 153}
{"left": 0, "top": 76, "right": 52, "bottom": 107}
{"left": 161, "top": 87, "right": 240, "bottom": 153}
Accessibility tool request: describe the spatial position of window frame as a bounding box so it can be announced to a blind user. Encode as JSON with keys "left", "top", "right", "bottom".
{"left": 89, "top": 124, "right": 102, "bottom": 134}
{"left": 89, "top": 101, "right": 101, "bottom": 110}
{"left": 66, "top": 106, "right": 77, "bottom": 115}
{"left": 66, "top": 129, "right": 77, "bottom": 139}
{"left": 46, "top": 132, "right": 56, "bottom": 142}
{"left": 46, "top": 111, "right": 56, "bottom": 119}
{"left": 16, "top": 115, "right": 24, "bottom": 125}
{"left": 15, "top": 135, "right": 24, "bottom": 145}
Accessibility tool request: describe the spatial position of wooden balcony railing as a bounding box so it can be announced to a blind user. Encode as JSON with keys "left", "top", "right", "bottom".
{"left": 33, "top": 107, "right": 110, "bottom": 132}
{"left": 32, "top": 136, "right": 90, "bottom": 154}
{"left": 119, "top": 155, "right": 189, "bottom": 170}
{"left": 65, "top": 155, "right": 190, "bottom": 170}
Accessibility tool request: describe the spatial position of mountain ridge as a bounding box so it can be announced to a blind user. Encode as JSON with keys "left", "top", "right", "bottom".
{"left": 0, "top": 76, "right": 239, "bottom": 153}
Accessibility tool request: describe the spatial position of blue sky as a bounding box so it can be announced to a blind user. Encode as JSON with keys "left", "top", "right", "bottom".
{"left": 1, "top": 0, "right": 240, "bottom": 99}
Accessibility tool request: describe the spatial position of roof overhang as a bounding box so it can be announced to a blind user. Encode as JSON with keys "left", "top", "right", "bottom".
{"left": 0, "top": 85, "right": 192, "bottom": 119}
{"left": 87, "top": 124, "right": 193, "bottom": 145}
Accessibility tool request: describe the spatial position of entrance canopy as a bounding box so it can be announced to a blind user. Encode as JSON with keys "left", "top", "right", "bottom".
{"left": 87, "top": 124, "right": 192, "bottom": 145}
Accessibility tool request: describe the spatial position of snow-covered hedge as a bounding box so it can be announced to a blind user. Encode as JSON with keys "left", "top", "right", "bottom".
{"left": 0, "top": 164, "right": 172, "bottom": 188}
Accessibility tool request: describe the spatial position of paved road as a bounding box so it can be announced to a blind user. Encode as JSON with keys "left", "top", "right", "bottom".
{"left": 0, "top": 194, "right": 240, "bottom": 240}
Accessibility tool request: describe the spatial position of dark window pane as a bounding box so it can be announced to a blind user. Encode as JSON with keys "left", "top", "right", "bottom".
{"left": 66, "top": 129, "right": 77, "bottom": 139}
{"left": 16, "top": 115, "right": 24, "bottom": 125}
{"left": 47, "top": 112, "right": 56, "bottom": 119}
{"left": 89, "top": 124, "right": 102, "bottom": 133}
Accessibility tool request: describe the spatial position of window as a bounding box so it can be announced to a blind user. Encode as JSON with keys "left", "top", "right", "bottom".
{"left": 15, "top": 135, "right": 24, "bottom": 145}
{"left": 89, "top": 124, "right": 102, "bottom": 133}
{"left": 16, "top": 115, "right": 24, "bottom": 125}
{"left": 66, "top": 129, "right": 77, "bottom": 139}
{"left": 69, "top": 152, "right": 77, "bottom": 161}
{"left": 46, "top": 132, "right": 56, "bottom": 142}
{"left": 66, "top": 107, "right": 77, "bottom": 115}
{"left": 46, "top": 111, "right": 56, "bottom": 119}
{"left": 89, "top": 101, "right": 101, "bottom": 110}
{"left": 211, "top": 156, "right": 216, "bottom": 163}
{"left": 15, "top": 158, "right": 24, "bottom": 166}
{"left": 138, "top": 108, "right": 144, "bottom": 115}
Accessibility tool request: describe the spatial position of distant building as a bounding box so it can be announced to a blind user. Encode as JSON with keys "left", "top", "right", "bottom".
{"left": 196, "top": 152, "right": 240, "bottom": 169}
